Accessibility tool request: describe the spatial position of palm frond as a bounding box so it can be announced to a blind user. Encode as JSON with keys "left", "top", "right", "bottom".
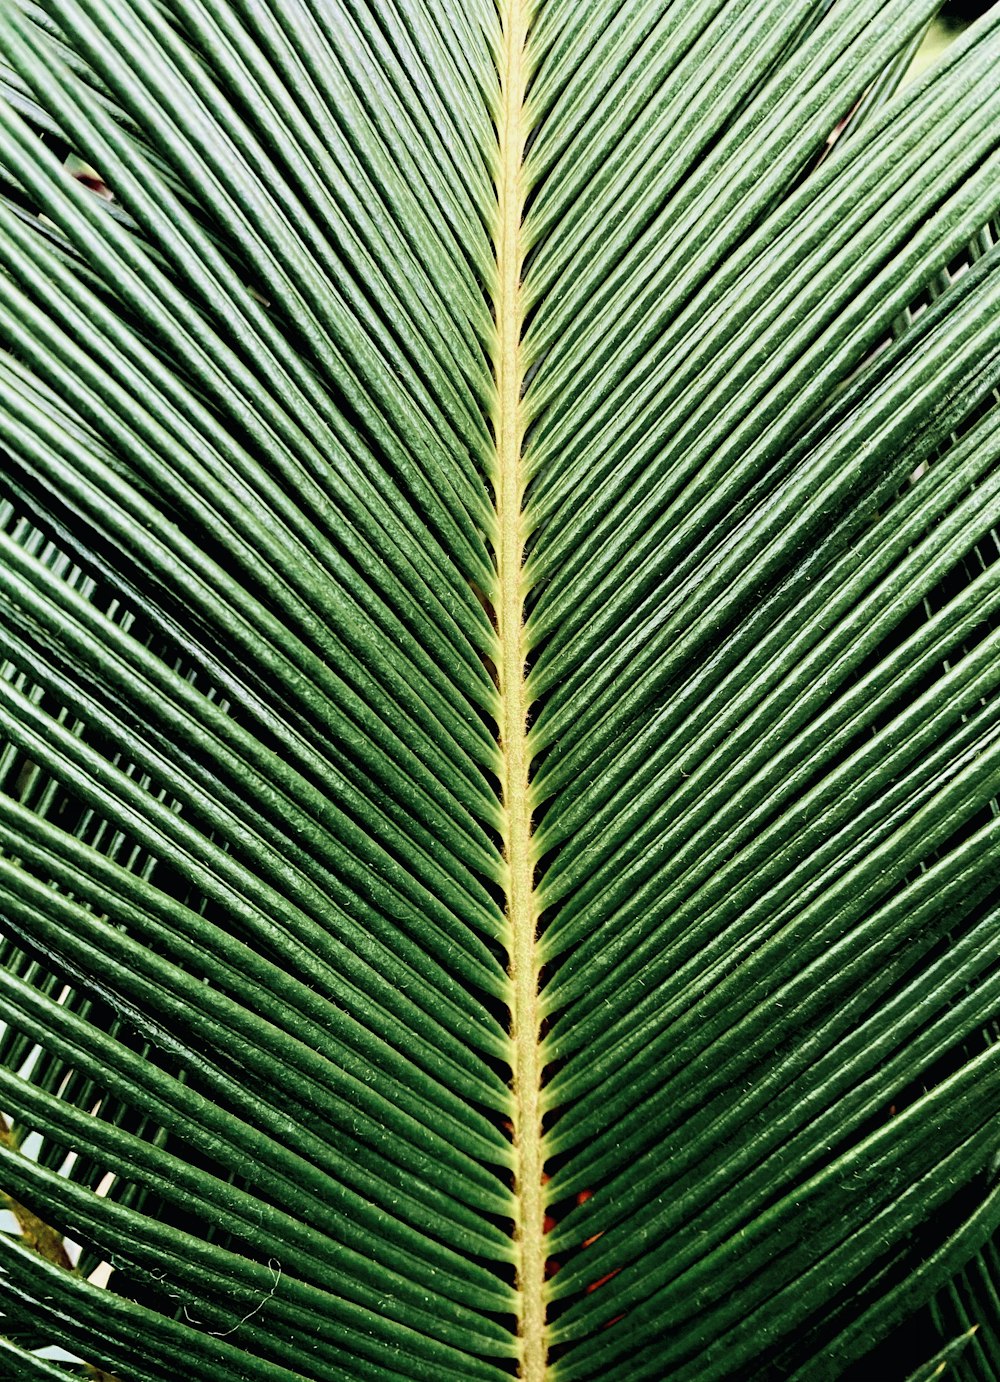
{"left": 0, "top": 1, "right": 999, "bottom": 1379}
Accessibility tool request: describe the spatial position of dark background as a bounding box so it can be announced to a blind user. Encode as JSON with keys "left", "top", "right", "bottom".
{"left": 939, "top": 0, "right": 994, "bottom": 22}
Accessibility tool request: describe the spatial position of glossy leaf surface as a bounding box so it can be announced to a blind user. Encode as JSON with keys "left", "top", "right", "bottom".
{"left": 0, "top": 1, "right": 999, "bottom": 1378}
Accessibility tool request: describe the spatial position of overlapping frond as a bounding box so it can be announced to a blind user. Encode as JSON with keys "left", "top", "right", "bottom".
{"left": 0, "top": 0, "right": 998, "bottom": 1379}
{"left": 519, "top": 3, "right": 1000, "bottom": 1375}
{"left": 0, "top": 0, "right": 516, "bottom": 1376}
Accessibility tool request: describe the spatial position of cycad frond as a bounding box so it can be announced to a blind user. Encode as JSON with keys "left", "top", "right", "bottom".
{"left": 0, "top": 2, "right": 999, "bottom": 1379}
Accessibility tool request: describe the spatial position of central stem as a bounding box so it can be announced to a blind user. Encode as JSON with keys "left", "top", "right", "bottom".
{"left": 493, "top": 1, "right": 546, "bottom": 1378}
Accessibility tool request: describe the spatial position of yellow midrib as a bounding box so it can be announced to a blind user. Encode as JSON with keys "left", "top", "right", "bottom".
{"left": 493, "top": 0, "right": 546, "bottom": 1378}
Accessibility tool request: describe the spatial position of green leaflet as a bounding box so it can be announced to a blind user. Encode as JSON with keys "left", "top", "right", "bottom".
{"left": 0, "top": 0, "right": 999, "bottom": 1379}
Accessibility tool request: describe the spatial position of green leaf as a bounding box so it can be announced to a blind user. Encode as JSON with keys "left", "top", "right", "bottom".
{"left": 0, "top": 1, "right": 998, "bottom": 1378}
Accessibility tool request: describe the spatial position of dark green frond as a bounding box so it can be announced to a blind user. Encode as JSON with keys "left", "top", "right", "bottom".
{"left": 0, "top": 1, "right": 998, "bottom": 1378}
